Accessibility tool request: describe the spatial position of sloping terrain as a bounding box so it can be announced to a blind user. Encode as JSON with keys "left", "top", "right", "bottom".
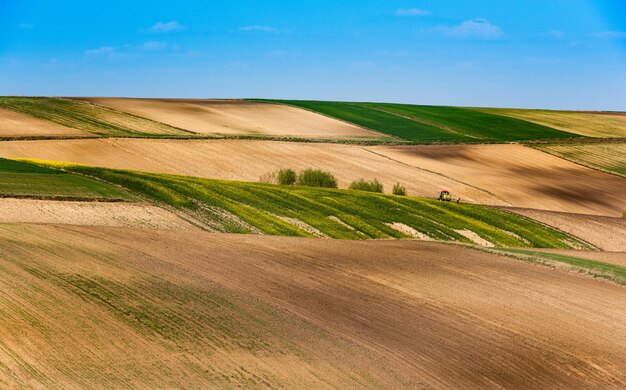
{"left": 535, "top": 142, "right": 626, "bottom": 177}
{"left": 78, "top": 98, "right": 384, "bottom": 139}
{"left": 0, "top": 157, "right": 134, "bottom": 200}
{"left": 477, "top": 108, "right": 626, "bottom": 138}
{"left": 372, "top": 144, "right": 626, "bottom": 217}
{"left": 504, "top": 207, "right": 626, "bottom": 251}
{"left": 521, "top": 248, "right": 626, "bottom": 268}
{"left": 26, "top": 160, "right": 588, "bottom": 248}
{"left": 0, "top": 198, "right": 194, "bottom": 230}
{"left": 0, "top": 224, "right": 624, "bottom": 388}
{"left": 262, "top": 100, "right": 577, "bottom": 141}
{"left": 0, "top": 138, "right": 500, "bottom": 204}
{"left": 0, "top": 107, "right": 89, "bottom": 138}
{"left": 0, "top": 97, "right": 191, "bottom": 137}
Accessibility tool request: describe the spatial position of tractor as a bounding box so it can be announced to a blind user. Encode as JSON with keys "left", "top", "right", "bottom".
{"left": 438, "top": 189, "right": 452, "bottom": 202}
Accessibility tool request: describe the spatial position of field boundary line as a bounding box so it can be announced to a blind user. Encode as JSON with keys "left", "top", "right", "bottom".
{"left": 355, "top": 103, "right": 482, "bottom": 139}
{"left": 529, "top": 144, "right": 626, "bottom": 179}
{"left": 360, "top": 147, "right": 511, "bottom": 204}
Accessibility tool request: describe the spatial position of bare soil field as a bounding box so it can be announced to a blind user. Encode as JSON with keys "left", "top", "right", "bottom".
{"left": 0, "top": 107, "right": 89, "bottom": 138}
{"left": 0, "top": 198, "right": 194, "bottom": 230}
{"left": 0, "top": 224, "right": 624, "bottom": 388}
{"left": 78, "top": 98, "right": 383, "bottom": 139}
{"left": 373, "top": 144, "right": 626, "bottom": 217}
{"left": 0, "top": 138, "right": 500, "bottom": 204}
{"left": 504, "top": 207, "right": 626, "bottom": 251}
{"left": 477, "top": 108, "right": 626, "bottom": 138}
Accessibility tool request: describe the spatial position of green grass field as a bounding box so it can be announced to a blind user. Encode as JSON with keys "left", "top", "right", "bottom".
{"left": 25, "top": 159, "right": 590, "bottom": 249}
{"left": 258, "top": 100, "right": 579, "bottom": 142}
{"left": 365, "top": 103, "right": 575, "bottom": 140}
{"left": 0, "top": 97, "right": 191, "bottom": 137}
{"left": 534, "top": 143, "right": 626, "bottom": 177}
{"left": 0, "top": 158, "right": 135, "bottom": 200}
{"left": 494, "top": 248, "right": 626, "bottom": 285}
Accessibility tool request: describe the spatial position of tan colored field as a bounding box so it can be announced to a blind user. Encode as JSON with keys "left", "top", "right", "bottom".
{"left": 0, "top": 107, "right": 89, "bottom": 138}
{"left": 374, "top": 144, "right": 626, "bottom": 217}
{"left": 1, "top": 223, "right": 625, "bottom": 388}
{"left": 0, "top": 198, "right": 195, "bottom": 230}
{"left": 504, "top": 207, "right": 626, "bottom": 251}
{"left": 536, "top": 142, "right": 626, "bottom": 177}
{"left": 477, "top": 108, "right": 626, "bottom": 138}
{"left": 78, "top": 97, "right": 383, "bottom": 139}
{"left": 0, "top": 138, "right": 500, "bottom": 204}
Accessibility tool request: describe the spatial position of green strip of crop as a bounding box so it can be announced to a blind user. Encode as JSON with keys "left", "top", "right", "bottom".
{"left": 493, "top": 248, "right": 626, "bottom": 285}
{"left": 255, "top": 99, "right": 581, "bottom": 142}
{"left": 21, "top": 159, "right": 590, "bottom": 249}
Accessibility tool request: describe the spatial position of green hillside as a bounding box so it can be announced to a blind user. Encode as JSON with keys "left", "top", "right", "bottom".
{"left": 24, "top": 159, "right": 590, "bottom": 249}
{"left": 260, "top": 100, "right": 581, "bottom": 142}
{"left": 0, "top": 158, "right": 135, "bottom": 200}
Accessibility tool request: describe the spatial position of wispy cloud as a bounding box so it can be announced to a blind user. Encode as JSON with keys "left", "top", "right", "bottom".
{"left": 431, "top": 19, "right": 504, "bottom": 39}
{"left": 595, "top": 31, "right": 626, "bottom": 39}
{"left": 396, "top": 8, "right": 430, "bottom": 17}
{"left": 84, "top": 46, "right": 116, "bottom": 57}
{"left": 17, "top": 23, "right": 34, "bottom": 29}
{"left": 547, "top": 30, "right": 566, "bottom": 39}
{"left": 142, "top": 41, "right": 169, "bottom": 50}
{"left": 239, "top": 25, "right": 279, "bottom": 33}
{"left": 147, "top": 21, "right": 184, "bottom": 33}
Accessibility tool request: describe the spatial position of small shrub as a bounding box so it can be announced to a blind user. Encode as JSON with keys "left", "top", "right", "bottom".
{"left": 259, "top": 171, "right": 277, "bottom": 184}
{"left": 296, "top": 168, "right": 338, "bottom": 188}
{"left": 349, "top": 178, "right": 383, "bottom": 193}
{"left": 277, "top": 168, "right": 297, "bottom": 185}
{"left": 392, "top": 183, "right": 407, "bottom": 196}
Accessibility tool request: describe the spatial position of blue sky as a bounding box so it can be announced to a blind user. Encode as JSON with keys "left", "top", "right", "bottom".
{"left": 1, "top": 0, "right": 625, "bottom": 110}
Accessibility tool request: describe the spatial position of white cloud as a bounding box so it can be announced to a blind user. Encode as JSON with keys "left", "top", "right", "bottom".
{"left": 595, "top": 31, "right": 626, "bottom": 39}
{"left": 239, "top": 25, "right": 279, "bottom": 33}
{"left": 148, "top": 21, "right": 184, "bottom": 33}
{"left": 18, "top": 23, "right": 34, "bottom": 29}
{"left": 84, "top": 46, "right": 116, "bottom": 56}
{"left": 396, "top": 8, "right": 430, "bottom": 16}
{"left": 142, "top": 41, "right": 168, "bottom": 50}
{"left": 548, "top": 30, "right": 566, "bottom": 39}
{"left": 432, "top": 19, "right": 504, "bottom": 39}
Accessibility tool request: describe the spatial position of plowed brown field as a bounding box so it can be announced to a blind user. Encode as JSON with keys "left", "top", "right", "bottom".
{"left": 77, "top": 98, "right": 383, "bottom": 139}
{"left": 0, "top": 138, "right": 499, "bottom": 204}
{"left": 0, "top": 108, "right": 89, "bottom": 138}
{"left": 0, "top": 198, "right": 195, "bottom": 230}
{"left": 0, "top": 224, "right": 624, "bottom": 388}
{"left": 373, "top": 144, "right": 626, "bottom": 216}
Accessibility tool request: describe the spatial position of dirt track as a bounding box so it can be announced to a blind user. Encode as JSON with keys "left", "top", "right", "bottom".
{"left": 0, "top": 224, "right": 624, "bottom": 388}
{"left": 0, "top": 138, "right": 499, "bottom": 204}
{"left": 505, "top": 207, "right": 626, "bottom": 251}
{"left": 0, "top": 108, "right": 89, "bottom": 138}
{"left": 78, "top": 98, "right": 382, "bottom": 139}
{"left": 0, "top": 198, "right": 195, "bottom": 230}
{"left": 374, "top": 144, "right": 626, "bottom": 217}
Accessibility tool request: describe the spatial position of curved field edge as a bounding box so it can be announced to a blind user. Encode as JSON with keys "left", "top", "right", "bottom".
{"left": 474, "top": 107, "right": 626, "bottom": 138}
{"left": 532, "top": 143, "right": 626, "bottom": 178}
{"left": 0, "top": 97, "right": 194, "bottom": 137}
{"left": 254, "top": 99, "right": 583, "bottom": 142}
{"left": 0, "top": 157, "right": 136, "bottom": 201}
{"left": 21, "top": 159, "right": 592, "bottom": 249}
{"left": 491, "top": 248, "right": 626, "bottom": 285}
